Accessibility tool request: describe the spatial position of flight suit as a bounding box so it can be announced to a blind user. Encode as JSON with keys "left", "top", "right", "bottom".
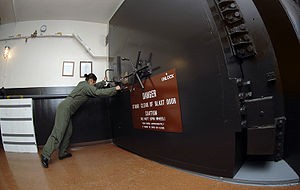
{"left": 42, "top": 80, "right": 117, "bottom": 160}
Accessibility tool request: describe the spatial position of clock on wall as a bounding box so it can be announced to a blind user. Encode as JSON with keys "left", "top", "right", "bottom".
{"left": 40, "top": 25, "right": 47, "bottom": 33}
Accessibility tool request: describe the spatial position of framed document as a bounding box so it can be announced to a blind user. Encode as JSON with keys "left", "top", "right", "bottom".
{"left": 80, "top": 61, "right": 92, "bottom": 77}
{"left": 62, "top": 61, "right": 74, "bottom": 77}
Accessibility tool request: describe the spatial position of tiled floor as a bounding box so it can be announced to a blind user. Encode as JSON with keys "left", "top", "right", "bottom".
{"left": 0, "top": 143, "right": 299, "bottom": 190}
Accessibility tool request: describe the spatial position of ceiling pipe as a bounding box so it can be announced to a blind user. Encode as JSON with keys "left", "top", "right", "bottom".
{"left": 72, "top": 34, "right": 106, "bottom": 58}
{"left": 11, "top": 0, "right": 17, "bottom": 23}
{"left": 0, "top": 33, "right": 107, "bottom": 58}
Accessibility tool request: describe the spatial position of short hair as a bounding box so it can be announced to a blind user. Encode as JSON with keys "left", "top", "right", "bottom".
{"left": 84, "top": 73, "right": 97, "bottom": 82}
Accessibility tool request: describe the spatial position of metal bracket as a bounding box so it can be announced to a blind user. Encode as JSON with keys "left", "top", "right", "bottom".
{"left": 274, "top": 117, "right": 286, "bottom": 161}
{"left": 236, "top": 78, "right": 253, "bottom": 128}
{"left": 214, "top": 0, "right": 256, "bottom": 59}
{"left": 266, "top": 72, "right": 276, "bottom": 83}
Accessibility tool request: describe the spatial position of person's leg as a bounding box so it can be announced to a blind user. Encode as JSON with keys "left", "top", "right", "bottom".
{"left": 58, "top": 120, "right": 73, "bottom": 158}
{"left": 42, "top": 103, "right": 71, "bottom": 160}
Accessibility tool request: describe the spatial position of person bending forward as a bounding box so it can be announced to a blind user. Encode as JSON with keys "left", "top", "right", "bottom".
{"left": 41, "top": 73, "right": 121, "bottom": 168}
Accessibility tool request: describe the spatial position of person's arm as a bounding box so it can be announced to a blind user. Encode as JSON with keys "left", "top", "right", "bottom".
{"left": 83, "top": 84, "right": 120, "bottom": 97}
{"left": 94, "top": 80, "right": 106, "bottom": 89}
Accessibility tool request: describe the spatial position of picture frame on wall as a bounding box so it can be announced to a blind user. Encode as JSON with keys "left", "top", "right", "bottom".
{"left": 80, "top": 61, "right": 92, "bottom": 78}
{"left": 62, "top": 61, "right": 74, "bottom": 77}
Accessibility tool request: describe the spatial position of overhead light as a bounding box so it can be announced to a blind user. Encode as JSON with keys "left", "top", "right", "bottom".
{"left": 3, "top": 46, "right": 10, "bottom": 60}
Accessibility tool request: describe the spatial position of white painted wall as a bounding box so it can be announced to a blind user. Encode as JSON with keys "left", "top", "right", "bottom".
{"left": 0, "top": 20, "right": 109, "bottom": 88}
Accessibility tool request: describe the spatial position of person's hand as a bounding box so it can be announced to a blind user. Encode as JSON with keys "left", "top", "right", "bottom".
{"left": 115, "top": 85, "right": 121, "bottom": 91}
{"left": 120, "top": 77, "right": 128, "bottom": 84}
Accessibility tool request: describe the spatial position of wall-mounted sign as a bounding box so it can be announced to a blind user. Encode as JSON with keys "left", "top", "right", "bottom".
{"left": 130, "top": 68, "right": 183, "bottom": 133}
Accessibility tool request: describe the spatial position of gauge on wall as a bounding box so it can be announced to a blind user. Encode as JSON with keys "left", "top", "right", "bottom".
{"left": 40, "top": 25, "right": 47, "bottom": 33}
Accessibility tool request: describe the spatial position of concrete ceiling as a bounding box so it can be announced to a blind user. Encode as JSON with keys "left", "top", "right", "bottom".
{"left": 0, "top": 0, "right": 124, "bottom": 24}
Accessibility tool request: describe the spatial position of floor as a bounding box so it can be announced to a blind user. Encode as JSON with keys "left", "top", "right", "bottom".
{"left": 234, "top": 160, "right": 299, "bottom": 185}
{"left": 0, "top": 143, "right": 300, "bottom": 190}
